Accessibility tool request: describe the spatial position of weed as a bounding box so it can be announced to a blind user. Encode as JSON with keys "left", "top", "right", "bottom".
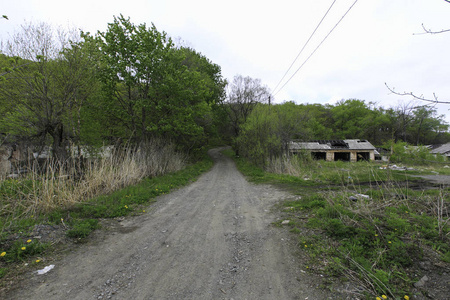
{"left": 0, "top": 239, "right": 48, "bottom": 263}
{"left": 66, "top": 219, "right": 100, "bottom": 239}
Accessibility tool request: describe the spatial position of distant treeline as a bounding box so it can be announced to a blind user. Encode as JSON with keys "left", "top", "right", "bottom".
{"left": 232, "top": 99, "right": 449, "bottom": 165}
{"left": 259, "top": 99, "right": 450, "bottom": 146}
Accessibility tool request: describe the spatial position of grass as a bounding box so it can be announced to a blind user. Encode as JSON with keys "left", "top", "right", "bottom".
{"left": 225, "top": 149, "right": 449, "bottom": 299}
{"left": 0, "top": 143, "right": 213, "bottom": 282}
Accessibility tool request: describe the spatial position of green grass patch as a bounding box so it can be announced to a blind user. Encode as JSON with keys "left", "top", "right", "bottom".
{"left": 66, "top": 219, "right": 100, "bottom": 239}
{"left": 287, "top": 190, "right": 448, "bottom": 298}
{"left": 0, "top": 239, "right": 49, "bottom": 263}
{"left": 226, "top": 149, "right": 449, "bottom": 299}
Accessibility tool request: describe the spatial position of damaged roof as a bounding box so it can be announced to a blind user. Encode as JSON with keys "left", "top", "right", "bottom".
{"left": 430, "top": 143, "right": 450, "bottom": 156}
{"left": 290, "top": 139, "right": 376, "bottom": 151}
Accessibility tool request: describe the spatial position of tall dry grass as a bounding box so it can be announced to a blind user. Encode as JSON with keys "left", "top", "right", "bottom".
{"left": 265, "top": 154, "right": 314, "bottom": 178}
{"left": 0, "top": 139, "right": 186, "bottom": 219}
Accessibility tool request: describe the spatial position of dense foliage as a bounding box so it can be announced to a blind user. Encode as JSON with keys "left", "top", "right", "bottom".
{"left": 0, "top": 16, "right": 226, "bottom": 157}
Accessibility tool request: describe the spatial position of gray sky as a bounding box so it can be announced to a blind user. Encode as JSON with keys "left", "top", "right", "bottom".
{"left": 2, "top": 0, "right": 450, "bottom": 122}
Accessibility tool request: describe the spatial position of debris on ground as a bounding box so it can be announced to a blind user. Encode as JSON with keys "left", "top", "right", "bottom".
{"left": 37, "top": 265, "right": 55, "bottom": 275}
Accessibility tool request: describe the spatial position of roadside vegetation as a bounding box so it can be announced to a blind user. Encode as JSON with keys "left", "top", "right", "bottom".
{"left": 225, "top": 148, "right": 449, "bottom": 299}
{"left": 0, "top": 16, "right": 222, "bottom": 284}
{"left": 0, "top": 146, "right": 213, "bottom": 281}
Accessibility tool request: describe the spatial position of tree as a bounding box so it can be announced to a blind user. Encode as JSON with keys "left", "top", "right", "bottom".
{"left": 0, "top": 22, "right": 96, "bottom": 161}
{"left": 86, "top": 15, "right": 173, "bottom": 142}
{"left": 223, "top": 75, "right": 271, "bottom": 154}
{"left": 409, "top": 106, "right": 448, "bottom": 145}
{"left": 329, "top": 99, "right": 374, "bottom": 139}
{"left": 86, "top": 16, "right": 226, "bottom": 151}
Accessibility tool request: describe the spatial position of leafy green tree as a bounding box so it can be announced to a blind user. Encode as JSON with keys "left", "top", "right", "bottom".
{"left": 85, "top": 15, "right": 173, "bottom": 141}
{"left": 329, "top": 99, "right": 376, "bottom": 139}
{"left": 85, "top": 16, "right": 226, "bottom": 151}
{"left": 0, "top": 22, "right": 96, "bottom": 160}
{"left": 300, "top": 103, "right": 334, "bottom": 140}
{"left": 408, "top": 106, "right": 448, "bottom": 145}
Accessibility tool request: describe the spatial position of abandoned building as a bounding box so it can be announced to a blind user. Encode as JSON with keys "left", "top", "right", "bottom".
{"left": 289, "top": 139, "right": 377, "bottom": 162}
{"left": 429, "top": 143, "right": 450, "bottom": 159}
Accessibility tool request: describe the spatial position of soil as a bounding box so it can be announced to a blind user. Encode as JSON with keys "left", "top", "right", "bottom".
{"left": 3, "top": 148, "right": 449, "bottom": 299}
{"left": 3, "top": 148, "right": 345, "bottom": 300}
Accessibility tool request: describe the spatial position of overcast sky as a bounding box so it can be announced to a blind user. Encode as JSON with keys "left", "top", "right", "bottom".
{"left": 2, "top": 0, "right": 450, "bottom": 122}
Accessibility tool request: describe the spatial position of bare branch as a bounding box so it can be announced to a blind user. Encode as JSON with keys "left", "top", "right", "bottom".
{"left": 415, "top": 0, "right": 450, "bottom": 35}
{"left": 413, "top": 23, "right": 450, "bottom": 35}
{"left": 385, "top": 83, "right": 450, "bottom": 104}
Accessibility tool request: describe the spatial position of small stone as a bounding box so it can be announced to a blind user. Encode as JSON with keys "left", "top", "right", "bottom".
{"left": 419, "top": 261, "right": 431, "bottom": 271}
{"left": 414, "top": 275, "right": 429, "bottom": 288}
{"left": 281, "top": 220, "right": 290, "bottom": 225}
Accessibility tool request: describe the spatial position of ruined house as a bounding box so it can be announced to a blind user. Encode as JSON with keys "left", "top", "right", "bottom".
{"left": 289, "top": 139, "right": 377, "bottom": 162}
{"left": 429, "top": 143, "right": 450, "bottom": 159}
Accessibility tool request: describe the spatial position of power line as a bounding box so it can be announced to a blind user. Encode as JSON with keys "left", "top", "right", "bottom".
{"left": 274, "top": 0, "right": 359, "bottom": 97}
{"left": 272, "top": 0, "right": 337, "bottom": 95}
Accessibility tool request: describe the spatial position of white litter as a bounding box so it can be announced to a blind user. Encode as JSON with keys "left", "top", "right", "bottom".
{"left": 355, "top": 194, "right": 370, "bottom": 199}
{"left": 37, "top": 264, "right": 55, "bottom": 275}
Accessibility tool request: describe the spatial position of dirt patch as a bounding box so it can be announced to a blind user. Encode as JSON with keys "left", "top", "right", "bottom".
{"left": 411, "top": 174, "right": 450, "bottom": 185}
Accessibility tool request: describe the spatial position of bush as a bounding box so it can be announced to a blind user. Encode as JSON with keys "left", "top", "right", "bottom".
{"left": 386, "top": 141, "right": 446, "bottom": 165}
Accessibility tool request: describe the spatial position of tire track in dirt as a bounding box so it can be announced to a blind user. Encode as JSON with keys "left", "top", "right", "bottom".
{"left": 8, "top": 147, "right": 334, "bottom": 300}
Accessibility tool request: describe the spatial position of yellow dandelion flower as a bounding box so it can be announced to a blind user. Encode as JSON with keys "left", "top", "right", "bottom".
{"left": 143, "top": 210, "right": 146, "bottom": 213}
{"left": 304, "top": 245, "right": 308, "bottom": 248}
{"left": 404, "top": 296, "right": 409, "bottom": 300}
{"left": 375, "top": 234, "right": 378, "bottom": 237}
{"left": 35, "top": 259, "right": 40, "bottom": 263}
{"left": 0, "top": 252, "right": 6, "bottom": 257}
{"left": 21, "top": 247, "right": 26, "bottom": 250}
{"left": 382, "top": 295, "right": 387, "bottom": 299}
{"left": 376, "top": 297, "right": 381, "bottom": 300}
{"left": 27, "top": 239, "right": 32, "bottom": 243}
{"left": 388, "top": 241, "right": 392, "bottom": 244}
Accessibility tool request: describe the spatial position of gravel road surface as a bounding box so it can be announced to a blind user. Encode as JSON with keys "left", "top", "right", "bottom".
{"left": 8, "top": 147, "right": 334, "bottom": 300}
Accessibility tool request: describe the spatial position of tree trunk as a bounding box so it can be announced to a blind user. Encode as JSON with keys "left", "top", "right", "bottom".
{"left": 50, "top": 123, "right": 67, "bottom": 163}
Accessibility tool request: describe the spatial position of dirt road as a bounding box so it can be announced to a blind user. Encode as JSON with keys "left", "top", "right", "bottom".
{"left": 9, "top": 148, "right": 333, "bottom": 300}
